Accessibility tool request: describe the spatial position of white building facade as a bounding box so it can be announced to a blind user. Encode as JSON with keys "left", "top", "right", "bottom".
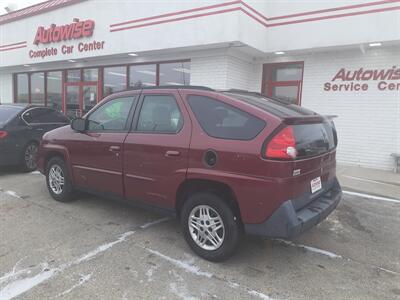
{"left": 0, "top": 0, "right": 399, "bottom": 170}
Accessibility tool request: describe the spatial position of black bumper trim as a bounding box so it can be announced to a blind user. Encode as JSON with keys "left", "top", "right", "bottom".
{"left": 244, "top": 178, "right": 342, "bottom": 238}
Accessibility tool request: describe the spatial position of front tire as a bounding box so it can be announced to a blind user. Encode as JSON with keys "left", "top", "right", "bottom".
{"left": 46, "top": 157, "right": 75, "bottom": 202}
{"left": 181, "top": 193, "right": 240, "bottom": 262}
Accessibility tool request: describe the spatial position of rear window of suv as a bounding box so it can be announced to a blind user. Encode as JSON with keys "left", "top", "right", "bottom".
{"left": 187, "top": 95, "right": 265, "bottom": 140}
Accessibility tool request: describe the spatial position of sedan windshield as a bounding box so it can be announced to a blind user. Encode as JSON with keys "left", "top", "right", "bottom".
{"left": 0, "top": 106, "right": 23, "bottom": 127}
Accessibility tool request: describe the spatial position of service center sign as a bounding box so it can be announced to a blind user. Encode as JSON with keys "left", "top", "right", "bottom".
{"left": 29, "top": 18, "right": 105, "bottom": 59}
{"left": 324, "top": 66, "right": 400, "bottom": 92}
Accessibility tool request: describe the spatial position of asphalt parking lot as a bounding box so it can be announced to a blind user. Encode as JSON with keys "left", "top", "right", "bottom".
{"left": 0, "top": 170, "right": 399, "bottom": 300}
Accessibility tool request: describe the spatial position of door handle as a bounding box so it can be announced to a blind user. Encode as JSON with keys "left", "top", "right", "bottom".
{"left": 109, "top": 146, "right": 121, "bottom": 152}
{"left": 165, "top": 150, "right": 180, "bottom": 157}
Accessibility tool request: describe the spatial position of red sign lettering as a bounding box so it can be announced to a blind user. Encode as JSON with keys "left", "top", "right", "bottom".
{"left": 33, "top": 19, "right": 95, "bottom": 45}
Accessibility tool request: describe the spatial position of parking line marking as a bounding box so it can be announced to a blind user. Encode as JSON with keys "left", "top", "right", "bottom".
{"left": 0, "top": 216, "right": 169, "bottom": 300}
{"left": 56, "top": 273, "right": 93, "bottom": 297}
{"left": 145, "top": 248, "right": 279, "bottom": 300}
{"left": 276, "top": 239, "right": 342, "bottom": 258}
{"left": 343, "top": 190, "right": 400, "bottom": 203}
{"left": 0, "top": 189, "right": 23, "bottom": 200}
{"left": 139, "top": 217, "right": 171, "bottom": 229}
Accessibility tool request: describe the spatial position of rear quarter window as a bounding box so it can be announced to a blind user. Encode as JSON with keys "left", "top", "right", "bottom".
{"left": 187, "top": 95, "right": 265, "bottom": 140}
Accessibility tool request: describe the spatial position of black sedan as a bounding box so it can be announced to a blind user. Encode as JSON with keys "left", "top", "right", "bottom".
{"left": 0, "top": 104, "right": 70, "bottom": 171}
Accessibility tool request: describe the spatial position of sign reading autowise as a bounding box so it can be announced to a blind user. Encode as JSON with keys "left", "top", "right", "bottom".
{"left": 29, "top": 19, "right": 105, "bottom": 59}
{"left": 324, "top": 66, "right": 400, "bottom": 92}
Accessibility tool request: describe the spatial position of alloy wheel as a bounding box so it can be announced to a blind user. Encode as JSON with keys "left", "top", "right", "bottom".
{"left": 188, "top": 205, "right": 225, "bottom": 251}
{"left": 24, "top": 144, "right": 38, "bottom": 170}
{"left": 48, "top": 165, "right": 65, "bottom": 195}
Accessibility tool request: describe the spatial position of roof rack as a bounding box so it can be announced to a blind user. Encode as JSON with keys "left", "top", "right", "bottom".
{"left": 123, "top": 85, "right": 215, "bottom": 92}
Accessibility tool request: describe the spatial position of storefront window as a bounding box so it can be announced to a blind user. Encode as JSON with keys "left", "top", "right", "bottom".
{"left": 30, "top": 72, "right": 45, "bottom": 105}
{"left": 47, "top": 71, "right": 62, "bottom": 111}
{"left": 67, "top": 69, "right": 81, "bottom": 82}
{"left": 83, "top": 68, "right": 98, "bottom": 82}
{"left": 159, "top": 61, "right": 190, "bottom": 85}
{"left": 103, "top": 66, "right": 127, "bottom": 96}
{"left": 16, "top": 74, "right": 29, "bottom": 103}
{"left": 129, "top": 64, "right": 157, "bottom": 88}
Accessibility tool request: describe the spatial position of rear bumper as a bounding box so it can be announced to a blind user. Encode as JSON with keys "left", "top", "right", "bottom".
{"left": 244, "top": 177, "right": 342, "bottom": 238}
{"left": 0, "top": 149, "right": 20, "bottom": 166}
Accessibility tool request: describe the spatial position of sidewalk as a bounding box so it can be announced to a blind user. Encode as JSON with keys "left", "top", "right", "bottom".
{"left": 337, "top": 164, "right": 400, "bottom": 200}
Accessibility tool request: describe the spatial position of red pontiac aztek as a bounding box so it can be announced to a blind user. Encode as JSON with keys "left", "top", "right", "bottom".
{"left": 38, "top": 86, "right": 341, "bottom": 261}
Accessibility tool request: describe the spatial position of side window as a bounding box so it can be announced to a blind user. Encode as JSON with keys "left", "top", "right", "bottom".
{"left": 87, "top": 97, "right": 135, "bottom": 131}
{"left": 23, "top": 108, "right": 68, "bottom": 124}
{"left": 136, "top": 95, "right": 183, "bottom": 133}
{"left": 187, "top": 95, "right": 265, "bottom": 140}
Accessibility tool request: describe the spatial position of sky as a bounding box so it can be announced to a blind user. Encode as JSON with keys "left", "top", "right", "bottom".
{"left": 0, "top": 0, "right": 44, "bottom": 15}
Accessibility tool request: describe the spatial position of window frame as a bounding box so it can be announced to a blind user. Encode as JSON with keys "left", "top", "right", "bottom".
{"left": 132, "top": 93, "right": 184, "bottom": 135}
{"left": 261, "top": 61, "right": 304, "bottom": 105}
{"left": 85, "top": 95, "right": 138, "bottom": 133}
{"left": 21, "top": 107, "right": 69, "bottom": 125}
{"left": 13, "top": 59, "right": 190, "bottom": 114}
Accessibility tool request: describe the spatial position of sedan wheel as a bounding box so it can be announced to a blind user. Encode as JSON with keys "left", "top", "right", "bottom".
{"left": 23, "top": 143, "right": 38, "bottom": 171}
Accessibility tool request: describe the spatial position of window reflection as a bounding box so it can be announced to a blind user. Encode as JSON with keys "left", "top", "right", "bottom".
{"left": 103, "top": 66, "right": 127, "bottom": 96}
{"left": 129, "top": 64, "right": 157, "bottom": 88}
{"left": 83, "top": 68, "right": 98, "bottom": 82}
{"left": 31, "top": 72, "right": 45, "bottom": 105}
{"left": 159, "top": 61, "right": 190, "bottom": 86}
{"left": 47, "top": 71, "right": 62, "bottom": 111}
{"left": 67, "top": 69, "right": 81, "bottom": 82}
{"left": 16, "top": 74, "right": 29, "bottom": 103}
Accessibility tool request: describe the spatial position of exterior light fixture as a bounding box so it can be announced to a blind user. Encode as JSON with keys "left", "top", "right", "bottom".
{"left": 128, "top": 53, "right": 138, "bottom": 56}
{"left": 368, "top": 42, "right": 382, "bottom": 47}
{"left": 275, "top": 51, "right": 285, "bottom": 55}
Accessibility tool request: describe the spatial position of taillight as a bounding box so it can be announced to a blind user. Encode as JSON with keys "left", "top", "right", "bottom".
{"left": 0, "top": 131, "right": 8, "bottom": 139}
{"left": 265, "top": 126, "right": 297, "bottom": 159}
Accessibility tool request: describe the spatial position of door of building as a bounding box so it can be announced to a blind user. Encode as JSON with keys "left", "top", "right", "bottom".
{"left": 64, "top": 82, "right": 98, "bottom": 118}
{"left": 262, "top": 62, "right": 304, "bottom": 105}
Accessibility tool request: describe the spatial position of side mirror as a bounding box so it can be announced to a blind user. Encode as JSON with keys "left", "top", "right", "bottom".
{"left": 71, "top": 118, "right": 86, "bottom": 132}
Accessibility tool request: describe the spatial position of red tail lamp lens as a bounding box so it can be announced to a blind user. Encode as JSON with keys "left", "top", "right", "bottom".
{"left": 0, "top": 131, "right": 8, "bottom": 139}
{"left": 265, "top": 126, "right": 297, "bottom": 159}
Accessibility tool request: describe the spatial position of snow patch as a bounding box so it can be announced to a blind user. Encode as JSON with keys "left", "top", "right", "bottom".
{"left": 247, "top": 289, "right": 275, "bottom": 300}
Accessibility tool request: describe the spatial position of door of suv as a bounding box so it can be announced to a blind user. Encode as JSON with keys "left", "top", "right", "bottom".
{"left": 70, "top": 95, "right": 137, "bottom": 197}
{"left": 123, "top": 90, "right": 191, "bottom": 209}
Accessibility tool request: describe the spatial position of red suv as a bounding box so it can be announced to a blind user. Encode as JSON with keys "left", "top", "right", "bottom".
{"left": 38, "top": 87, "right": 341, "bottom": 261}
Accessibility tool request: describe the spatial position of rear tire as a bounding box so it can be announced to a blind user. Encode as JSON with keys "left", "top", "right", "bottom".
{"left": 46, "top": 157, "right": 75, "bottom": 202}
{"left": 20, "top": 142, "right": 38, "bottom": 172}
{"left": 180, "top": 192, "right": 240, "bottom": 262}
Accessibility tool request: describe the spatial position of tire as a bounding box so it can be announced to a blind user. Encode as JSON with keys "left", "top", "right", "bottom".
{"left": 20, "top": 142, "right": 38, "bottom": 172}
{"left": 46, "top": 157, "right": 75, "bottom": 202}
{"left": 180, "top": 192, "right": 240, "bottom": 262}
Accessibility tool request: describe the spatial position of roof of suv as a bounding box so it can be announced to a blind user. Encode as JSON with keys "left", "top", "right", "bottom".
{"left": 108, "top": 85, "right": 319, "bottom": 119}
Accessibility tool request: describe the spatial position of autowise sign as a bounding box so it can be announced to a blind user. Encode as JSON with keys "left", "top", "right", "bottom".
{"left": 324, "top": 67, "right": 400, "bottom": 92}
{"left": 29, "top": 19, "right": 105, "bottom": 59}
